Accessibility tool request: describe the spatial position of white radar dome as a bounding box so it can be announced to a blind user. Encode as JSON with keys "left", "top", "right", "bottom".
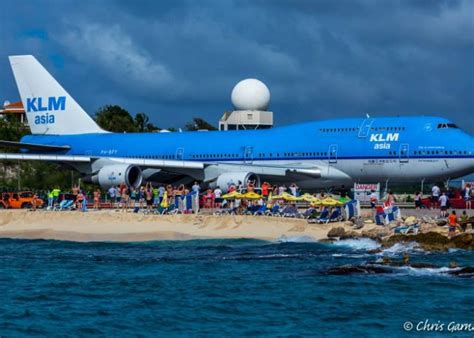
{"left": 231, "top": 78, "right": 270, "bottom": 111}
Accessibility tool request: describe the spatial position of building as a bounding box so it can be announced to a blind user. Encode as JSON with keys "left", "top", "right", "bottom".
{"left": 0, "top": 100, "right": 27, "bottom": 124}
{"left": 218, "top": 110, "right": 273, "bottom": 131}
{"left": 219, "top": 78, "right": 274, "bottom": 131}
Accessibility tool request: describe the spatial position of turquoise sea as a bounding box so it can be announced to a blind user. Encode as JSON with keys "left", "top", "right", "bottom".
{"left": 0, "top": 237, "right": 472, "bottom": 337}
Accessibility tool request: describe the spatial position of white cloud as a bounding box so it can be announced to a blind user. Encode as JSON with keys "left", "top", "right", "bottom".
{"left": 57, "top": 23, "right": 179, "bottom": 97}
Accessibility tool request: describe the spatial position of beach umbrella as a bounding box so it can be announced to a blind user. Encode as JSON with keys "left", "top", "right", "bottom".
{"left": 338, "top": 196, "right": 351, "bottom": 204}
{"left": 321, "top": 197, "right": 343, "bottom": 206}
{"left": 300, "top": 193, "right": 320, "bottom": 203}
{"left": 308, "top": 197, "right": 322, "bottom": 206}
{"left": 271, "top": 192, "right": 300, "bottom": 201}
{"left": 241, "top": 191, "right": 262, "bottom": 200}
{"left": 222, "top": 191, "right": 243, "bottom": 199}
{"left": 160, "top": 192, "right": 169, "bottom": 208}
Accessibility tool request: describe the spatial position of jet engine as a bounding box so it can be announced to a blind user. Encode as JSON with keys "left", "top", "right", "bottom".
{"left": 91, "top": 164, "right": 143, "bottom": 189}
{"left": 214, "top": 172, "right": 260, "bottom": 192}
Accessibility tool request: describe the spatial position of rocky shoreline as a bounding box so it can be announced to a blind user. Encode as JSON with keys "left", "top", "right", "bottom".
{"left": 326, "top": 218, "right": 474, "bottom": 251}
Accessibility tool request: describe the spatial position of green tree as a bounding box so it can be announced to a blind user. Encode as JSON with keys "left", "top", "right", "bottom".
{"left": 134, "top": 113, "right": 159, "bottom": 132}
{"left": 184, "top": 118, "right": 217, "bottom": 131}
{"left": 95, "top": 105, "right": 138, "bottom": 132}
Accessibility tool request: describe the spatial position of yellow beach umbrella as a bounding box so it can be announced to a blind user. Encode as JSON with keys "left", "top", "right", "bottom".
{"left": 222, "top": 191, "right": 244, "bottom": 199}
{"left": 271, "top": 192, "right": 297, "bottom": 201}
{"left": 309, "top": 198, "right": 322, "bottom": 206}
{"left": 160, "top": 191, "right": 169, "bottom": 208}
{"left": 300, "top": 193, "right": 318, "bottom": 202}
{"left": 241, "top": 191, "right": 262, "bottom": 200}
{"left": 321, "top": 197, "right": 343, "bottom": 206}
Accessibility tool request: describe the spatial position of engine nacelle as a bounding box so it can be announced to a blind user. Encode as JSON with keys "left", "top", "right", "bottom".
{"left": 92, "top": 164, "right": 143, "bottom": 189}
{"left": 214, "top": 172, "right": 260, "bottom": 192}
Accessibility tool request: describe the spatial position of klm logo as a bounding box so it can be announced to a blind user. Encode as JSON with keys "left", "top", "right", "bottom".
{"left": 369, "top": 133, "right": 399, "bottom": 142}
{"left": 26, "top": 96, "right": 66, "bottom": 125}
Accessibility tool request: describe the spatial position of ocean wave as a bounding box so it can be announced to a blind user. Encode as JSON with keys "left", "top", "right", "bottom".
{"left": 378, "top": 242, "right": 421, "bottom": 256}
{"left": 277, "top": 235, "right": 317, "bottom": 243}
{"left": 331, "top": 238, "right": 381, "bottom": 251}
{"left": 394, "top": 266, "right": 455, "bottom": 277}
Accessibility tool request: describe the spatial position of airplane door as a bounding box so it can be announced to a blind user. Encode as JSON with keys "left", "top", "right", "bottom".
{"left": 358, "top": 118, "right": 374, "bottom": 138}
{"left": 176, "top": 147, "right": 184, "bottom": 160}
{"left": 244, "top": 146, "right": 253, "bottom": 164}
{"left": 328, "top": 144, "right": 338, "bottom": 164}
{"left": 399, "top": 144, "right": 409, "bottom": 163}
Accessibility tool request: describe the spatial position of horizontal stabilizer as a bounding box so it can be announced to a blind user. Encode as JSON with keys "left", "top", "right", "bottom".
{"left": 0, "top": 140, "right": 70, "bottom": 152}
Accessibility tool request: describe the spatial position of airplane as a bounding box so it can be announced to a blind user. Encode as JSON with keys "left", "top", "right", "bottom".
{"left": 1, "top": 55, "right": 473, "bottom": 192}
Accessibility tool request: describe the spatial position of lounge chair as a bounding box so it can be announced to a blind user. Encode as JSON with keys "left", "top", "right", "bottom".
{"left": 394, "top": 224, "right": 420, "bottom": 235}
{"left": 254, "top": 204, "right": 267, "bottom": 215}
{"left": 327, "top": 207, "right": 342, "bottom": 222}
{"left": 302, "top": 207, "right": 317, "bottom": 219}
{"left": 282, "top": 205, "right": 301, "bottom": 218}
{"left": 214, "top": 206, "right": 239, "bottom": 215}
{"left": 308, "top": 208, "right": 330, "bottom": 223}
{"left": 265, "top": 205, "right": 281, "bottom": 216}
{"left": 54, "top": 199, "right": 75, "bottom": 211}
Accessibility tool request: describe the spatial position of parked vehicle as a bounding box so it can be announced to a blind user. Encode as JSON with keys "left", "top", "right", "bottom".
{"left": 0, "top": 191, "right": 44, "bottom": 209}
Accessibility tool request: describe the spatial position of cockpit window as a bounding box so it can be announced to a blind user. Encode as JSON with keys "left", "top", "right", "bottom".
{"left": 437, "top": 123, "right": 458, "bottom": 129}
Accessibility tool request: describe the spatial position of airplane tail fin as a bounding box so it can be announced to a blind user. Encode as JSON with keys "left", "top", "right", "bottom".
{"left": 8, "top": 55, "right": 107, "bottom": 135}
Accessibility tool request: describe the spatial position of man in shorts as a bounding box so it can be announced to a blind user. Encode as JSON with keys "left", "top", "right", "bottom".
{"left": 448, "top": 210, "right": 458, "bottom": 238}
{"left": 439, "top": 192, "right": 448, "bottom": 218}
{"left": 431, "top": 184, "right": 440, "bottom": 209}
{"left": 464, "top": 184, "right": 472, "bottom": 209}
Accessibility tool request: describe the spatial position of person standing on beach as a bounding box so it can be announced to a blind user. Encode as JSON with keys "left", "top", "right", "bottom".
{"left": 76, "top": 190, "right": 84, "bottom": 210}
{"left": 158, "top": 185, "right": 165, "bottom": 205}
{"left": 31, "top": 192, "right": 38, "bottom": 211}
{"left": 431, "top": 184, "right": 441, "bottom": 209}
{"left": 464, "top": 184, "right": 472, "bottom": 209}
{"left": 145, "top": 182, "right": 153, "bottom": 210}
{"left": 214, "top": 187, "right": 222, "bottom": 208}
{"left": 93, "top": 189, "right": 101, "bottom": 210}
{"left": 47, "top": 189, "right": 54, "bottom": 210}
{"left": 81, "top": 191, "right": 88, "bottom": 212}
{"left": 52, "top": 187, "right": 61, "bottom": 208}
{"left": 108, "top": 186, "right": 117, "bottom": 208}
{"left": 414, "top": 191, "right": 423, "bottom": 209}
{"left": 448, "top": 210, "right": 458, "bottom": 238}
{"left": 192, "top": 181, "right": 200, "bottom": 194}
{"left": 289, "top": 183, "right": 299, "bottom": 197}
{"left": 385, "top": 191, "right": 395, "bottom": 207}
{"left": 121, "top": 187, "right": 129, "bottom": 211}
{"left": 369, "top": 190, "right": 378, "bottom": 209}
{"left": 261, "top": 182, "right": 270, "bottom": 200}
{"left": 460, "top": 210, "right": 469, "bottom": 232}
{"left": 439, "top": 192, "right": 448, "bottom": 218}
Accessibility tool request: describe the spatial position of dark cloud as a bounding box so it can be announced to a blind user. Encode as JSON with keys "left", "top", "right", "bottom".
{"left": 0, "top": 0, "right": 472, "bottom": 131}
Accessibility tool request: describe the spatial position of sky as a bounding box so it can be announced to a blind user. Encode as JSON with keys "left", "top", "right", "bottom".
{"left": 1, "top": 0, "right": 473, "bottom": 131}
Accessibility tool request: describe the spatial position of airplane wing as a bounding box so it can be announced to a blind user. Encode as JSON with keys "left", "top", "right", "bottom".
{"left": 0, "top": 152, "right": 350, "bottom": 183}
{"left": 0, "top": 153, "right": 203, "bottom": 169}
{"left": 0, "top": 140, "right": 70, "bottom": 152}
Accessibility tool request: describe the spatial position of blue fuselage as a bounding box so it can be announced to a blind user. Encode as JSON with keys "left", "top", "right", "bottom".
{"left": 22, "top": 116, "right": 474, "bottom": 185}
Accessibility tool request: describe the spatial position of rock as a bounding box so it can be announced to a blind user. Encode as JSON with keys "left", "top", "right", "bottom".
{"left": 404, "top": 216, "right": 417, "bottom": 224}
{"left": 382, "top": 231, "right": 474, "bottom": 251}
{"left": 326, "top": 264, "right": 393, "bottom": 275}
{"left": 362, "top": 227, "right": 391, "bottom": 240}
{"left": 340, "top": 230, "right": 360, "bottom": 239}
{"left": 450, "top": 233, "right": 473, "bottom": 248}
{"left": 344, "top": 221, "right": 354, "bottom": 226}
{"left": 436, "top": 219, "right": 447, "bottom": 226}
{"left": 447, "top": 267, "right": 474, "bottom": 278}
{"left": 327, "top": 227, "right": 346, "bottom": 238}
{"left": 364, "top": 219, "right": 374, "bottom": 224}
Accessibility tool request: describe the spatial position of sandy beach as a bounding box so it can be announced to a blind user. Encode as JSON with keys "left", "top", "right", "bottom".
{"left": 0, "top": 209, "right": 369, "bottom": 242}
